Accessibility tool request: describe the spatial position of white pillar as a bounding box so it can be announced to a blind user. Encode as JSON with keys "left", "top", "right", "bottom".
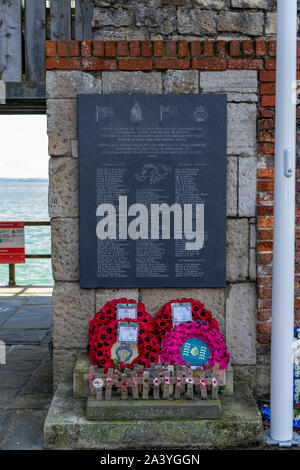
{"left": 270, "top": 0, "right": 297, "bottom": 442}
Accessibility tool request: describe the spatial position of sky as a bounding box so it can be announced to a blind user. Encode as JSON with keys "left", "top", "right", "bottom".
{"left": 0, "top": 115, "right": 49, "bottom": 179}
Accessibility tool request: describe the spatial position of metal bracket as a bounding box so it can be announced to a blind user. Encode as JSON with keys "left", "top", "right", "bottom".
{"left": 284, "top": 147, "right": 294, "bottom": 177}
{"left": 264, "top": 429, "right": 300, "bottom": 447}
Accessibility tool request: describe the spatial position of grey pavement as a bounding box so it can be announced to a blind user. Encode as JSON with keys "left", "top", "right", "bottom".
{"left": 0, "top": 286, "right": 53, "bottom": 450}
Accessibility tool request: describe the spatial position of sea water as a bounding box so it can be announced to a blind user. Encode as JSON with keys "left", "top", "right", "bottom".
{"left": 0, "top": 179, "right": 53, "bottom": 286}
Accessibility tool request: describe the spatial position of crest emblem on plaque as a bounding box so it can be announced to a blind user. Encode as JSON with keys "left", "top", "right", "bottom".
{"left": 130, "top": 102, "right": 143, "bottom": 122}
{"left": 180, "top": 338, "right": 211, "bottom": 366}
{"left": 193, "top": 106, "right": 208, "bottom": 123}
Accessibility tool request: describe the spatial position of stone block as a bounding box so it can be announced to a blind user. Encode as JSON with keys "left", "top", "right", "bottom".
{"left": 135, "top": 6, "right": 177, "bottom": 34}
{"left": 73, "top": 352, "right": 90, "bottom": 398}
{"left": 93, "top": 8, "right": 133, "bottom": 28}
{"left": 52, "top": 282, "right": 95, "bottom": 351}
{"left": 53, "top": 349, "right": 87, "bottom": 390}
{"left": 249, "top": 248, "right": 256, "bottom": 281}
{"left": 177, "top": 9, "right": 218, "bottom": 35}
{"left": 227, "top": 103, "right": 257, "bottom": 157}
{"left": 102, "top": 71, "right": 162, "bottom": 94}
{"left": 48, "top": 157, "right": 78, "bottom": 218}
{"left": 96, "top": 289, "right": 139, "bottom": 311}
{"left": 51, "top": 218, "right": 79, "bottom": 282}
{"left": 193, "top": 0, "right": 225, "bottom": 6}
{"left": 218, "top": 11, "right": 264, "bottom": 36}
{"left": 226, "top": 218, "right": 249, "bottom": 282}
{"left": 238, "top": 156, "right": 257, "bottom": 217}
{"left": 226, "top": 283, "right": 257, "bottom": 365}
{"left": 93, "top": 27, "right": 148, "bottom": 41}
{"left": 164, "top": 70, "right": 199, "bottom": 94}
{"left": 227, "top": 156, "right": 238, "bottom": 217}
{"left": 140, "top": 288, "right": 225, "bottom": 332}
{"left": 231, "top": 0, "right": 270, "bottom": 7}
{"left": 44, "top": 382, "right": 264, "bottom": 449}
{"left": 265, "top": 12, "right": 276, "bottom": 35}
{"left": 254, "top": 364, "right": 270, "bottom": 399}
{"left": 200, "top": 70, "right": 257, "bottom": 94}
{"left": 47, "top": 99, "right": 77, "bottom": 156}
{"left": 46, "top": 71, "right": 102, "bottom": 99}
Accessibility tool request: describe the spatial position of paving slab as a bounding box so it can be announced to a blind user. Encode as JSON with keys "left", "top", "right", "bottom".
{"left": 44, "top": 382, "right": 264, "bottom": 450}
{"left": 0, "top": 329, "right": 47, "bottom": 345}
{"left": 21, "top": 371, "right": 53, "bottom": 396}
{"left": 25, "top": 296, "right": 52, "bottom": 305}
{"left": 0, "top": 411, "right": 14, "bottom": 441}
{"left": 0, "top": 371, "right": 31, "bottom": 390}
{"left": 10, "top": 395, "right": 52, "bottom": 410}
{"left": 1, "top": 410, "right": 48, "bottom": 450}
{"left": 0, "top": 390, "right": 18, "bottom": 409}
{"left": 2, "top": 308, "right": 52, "bottom": 330}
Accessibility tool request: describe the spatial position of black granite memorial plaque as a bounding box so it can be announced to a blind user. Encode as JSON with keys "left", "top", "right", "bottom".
{"left": 78, "top": 94, "right": 227, "bottom": 288}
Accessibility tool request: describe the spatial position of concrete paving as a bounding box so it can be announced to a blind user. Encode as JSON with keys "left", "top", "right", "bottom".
{"left": 0, "top": 286, "right": 53, "bottom": 450}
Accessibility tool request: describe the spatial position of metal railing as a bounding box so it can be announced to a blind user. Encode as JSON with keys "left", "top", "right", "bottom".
{"left": 8, "top": 221, "right": 51, "bottom": 287}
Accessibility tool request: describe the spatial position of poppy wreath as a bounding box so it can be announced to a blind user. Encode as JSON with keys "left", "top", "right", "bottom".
{"left": 160, "top": 321, "right": 230, "bottom": 370}
{"left": 154, "top": 298, "right": 219, "bottom": 342}
{"left": 89, "top": 298, "right": 155, "bottom": 342}
{"left": 89, "top": 318, "right": 160, "bottom": 371}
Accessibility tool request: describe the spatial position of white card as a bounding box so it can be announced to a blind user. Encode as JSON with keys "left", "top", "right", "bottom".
{"left": 171, "top": 302, "right": 192, "bottom": 326}
{"left": 117, "top": 322, "right": 139, "bottom": 343}
{"left": 116, "top": 303, "right": 137, "bottom": 320}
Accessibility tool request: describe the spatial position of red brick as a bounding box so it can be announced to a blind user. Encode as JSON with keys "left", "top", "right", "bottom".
{"left": 229, "top": 58, "right": 263, "bottom": 70}
{"left": 242, "top": 40, "right": 254, "bottom": 56}
{"left": 257, "top": 334, "right": 271, "bottom": 344}
{"left": 82, "top": 58, "right": 116, "bottom": 71}
{"left": 57, "top": 40, "right": 68, "bottom": 57}
{"left": 258, "top": 311, "right": 271, "bottom": 322}
{"left": 153, "top": 41, "right": 164, "bottom": 57}
{"left": 93, "top": 41, "right": 104, "bottom": 57}
{"left": 69, "top": 40, "right": 80, "bottom": 57}
{"left": 258, "top": 241, "right": 273, "bottom": 252}
{"left": 265, "top": 59, "right": 276, "bottom": 70}
{"left": 105, "top": 41, "right": 116, "bottom": 57}
{"left": 258, "top": 229, "right": 273, "bottom": 241}
{"left": 81, "top": 40, "right": 91, "bottom": 57}
{"left": 258, "top": 107, "right": 275, "bottom": 118}
{"left": 257, "top": 168, "right": 274, "bottom": 178}
{"left": 260, "top": 70, "right": 276, "bottom": 82}
{"left": 258, "top": 130, "right": 275, "bottom": 143}
{"left": 46, "top": 40, "right": 56, "bottom": 57}
{"left": 259, "top": 276, "right": 273, "bottom": 287}
{"left": 190, "top": 41, "right": 201, "bottom": 57}
{"left": 256, "top": 40, "right": 267, "bottom": 57}
{"left": 261, "top": 95, "right": 276, "bottom": 107}
{"left": 178, "top": 40, "right": 189, "bottom": 57}
{"left": 258, "top": 206, "right": 274, "bottom": 216}
{"left": 46, "top": 58, "right": 80, "bottom": 70}
{"left": 117, "top": 41, "right": 128, "bottom": 56}
{"left": 268, "top": 40, "right": 276, "bottom": 57}
{"left": 258, "top": 119, "right": 275, "bottom": 131}
{"left": 141, "top": 40, "right": 152, "bottom": 57}
{"left": 260, "top": 83, "right": 276, "bottom": 95}
{"left": 258, "top": 287, "right": 272, "bottom": 300}
{"left": 258, "top": 252, "right": 273, "bottom": 264}
{"left": 155, "top": 58, "right": 190, "bottom": 70}
{"left": 258, "top": 323, "right": 272, "bottom": 334}
{"left": 166, "top": 41, "right": 177, "bottom": 57}
{"left": 216, "top": 40, "right": 227, "bottom": 57}
{"left": 229, "top": 40, "right": 240, "bottom": 57}
{"left": 259, "top": 143, "right": 275, "bottom": 155}
{"left": 257, "top": 180, "right": 274, "bottom": 191}
{"left": 119, "top": 58, "right": 152, "bottom": 71}
{"left": 192, "top": 58, "right": 226, "bottom": 70}
{"left": 129, "top": 40, "right": 140, "bottom": 57}
{"left": 203, "top": 40, "right": 214, "bottom": 57}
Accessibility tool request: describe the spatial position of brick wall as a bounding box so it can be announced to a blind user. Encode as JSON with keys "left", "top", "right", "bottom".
{"left": 46, "top": 37, "right": 300, "bottom": 395}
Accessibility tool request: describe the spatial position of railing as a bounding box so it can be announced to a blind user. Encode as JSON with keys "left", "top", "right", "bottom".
{"left": 8, "top": 221, "right": 51, "bottom": 287}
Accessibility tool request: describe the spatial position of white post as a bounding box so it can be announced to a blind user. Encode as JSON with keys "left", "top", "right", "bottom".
{"left": 270, "top": 0, "right": 297, "bottom": 443}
